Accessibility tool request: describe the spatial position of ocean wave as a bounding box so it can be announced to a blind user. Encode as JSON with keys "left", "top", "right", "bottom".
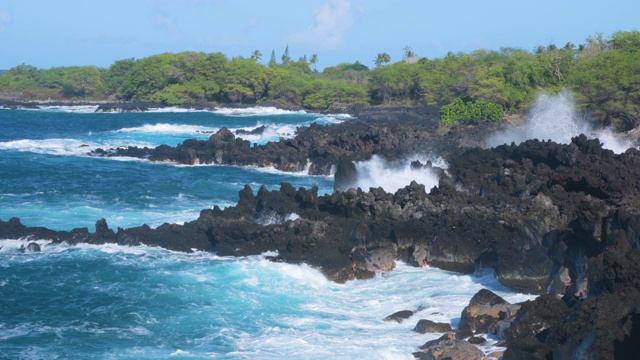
{"left": 0, "top": 240, "right": 536, "bottom": 358}
{"left": 246, "top": 160, "right": 321, "bottom": 177}
{"left": 35, "top": 105, "right": 100, "bottom": 113}
{"left": 235, "top": 123, "right": 298, "bottom": 142}
{"left": 115, "top": 123, "right": 220, "bottom": 135}
{"left": 212, "top": 106, "right": 309, "bottom": 117}
{"left": 0, "top": 138, "right": 154, "bottom": 156}
{"left": 145, "top": 107, "right": 210, "bottom": 113}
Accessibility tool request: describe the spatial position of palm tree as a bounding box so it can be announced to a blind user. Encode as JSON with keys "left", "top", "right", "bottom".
{"left": 403, "top": 46, "right": 415, "bottom": 59}
{"left": 374, "top": 52, "right": 391, "bottom": 67}
{"left": 250, "top": 50, "right": 262, "bottom": 61}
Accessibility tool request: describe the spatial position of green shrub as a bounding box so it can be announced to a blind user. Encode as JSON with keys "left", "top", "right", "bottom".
{"left": 440, "top": 98, "right": 504, "bottom": 124}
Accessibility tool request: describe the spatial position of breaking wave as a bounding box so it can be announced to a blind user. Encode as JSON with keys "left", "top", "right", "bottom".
{"left": 0, "top": 138, "right": 153, "bottom": 157}
{"left": 487, "top": 90, "right": 638, "bottom": 153}
{"left": 353, "top": 155, "right": 447, "bottom": 193}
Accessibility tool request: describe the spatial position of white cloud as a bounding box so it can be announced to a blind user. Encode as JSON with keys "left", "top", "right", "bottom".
{"left": 0, "top": 10, "right": 12, "bottom": 33}
{"left": 290, "top": 0, "right": 354, "bottom": 49}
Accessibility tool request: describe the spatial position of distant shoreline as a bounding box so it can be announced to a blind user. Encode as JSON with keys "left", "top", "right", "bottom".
{"left": 0, "top": 99, "right": 304, "bottom": 112}
{"left": 0, "top": 98, "right": 444, "bottom": 124}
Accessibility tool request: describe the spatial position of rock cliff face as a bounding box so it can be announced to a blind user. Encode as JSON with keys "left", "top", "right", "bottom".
{"left": 2, "top": 107, "right": 640, "bottom": 358}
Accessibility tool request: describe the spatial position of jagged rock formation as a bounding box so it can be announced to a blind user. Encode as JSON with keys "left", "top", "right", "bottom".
{"left": 88, "top": 106, "right": 500, "bottom": 179}
{"left": 2, "top": 111, "right": 640, "bottom": 358}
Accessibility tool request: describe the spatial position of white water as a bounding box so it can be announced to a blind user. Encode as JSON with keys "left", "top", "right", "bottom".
{"left": 0, "top": 138, "right": 155, "bottom": 156}
{"left": 22, "top": 104, "right": 351, "bottom": 120}
{"left": 212, "top": 106, "right": 309, "bottom": 117}
{"left": 0, "top": 241, "right": 536, "bottom": 358}
{"left": 115, "top": 123, "right": 220, "bottom": 135}
{"left": 36, "top": 105, "right": 101, "bottom": 113}
{"left": 487, "top": 90, "right": 638, "bottom": 153}
{"left": 353, "top": 155, "right": 446, "bottom": 193}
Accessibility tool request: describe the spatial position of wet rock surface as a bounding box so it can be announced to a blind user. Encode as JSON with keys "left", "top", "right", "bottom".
{"left": 2, "top": 106, "right": 640, "bottom": 358}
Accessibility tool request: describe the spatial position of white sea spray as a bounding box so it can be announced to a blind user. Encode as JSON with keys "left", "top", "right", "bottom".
{"left": 352, "top": 154, "right": 446, "bottom": 193}
{"left": 487, "top": 90, "right": 637, "bottom": 153}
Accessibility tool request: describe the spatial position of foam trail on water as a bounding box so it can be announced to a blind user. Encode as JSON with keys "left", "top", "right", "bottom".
{"left": 353, "top": 155, "right": 445, "bottom": 193}
{"left": 36, "top": 105, "right": 100, "bottom": 113}
{"left": 487, "top": 90, "right": 637, "bottom": 153}
{"left": 0, "top": 138, "right": 154, "bottom": 156}
{"left": 213, "top": 106, "right": 309, "bottom": 117}
{"left": 115, "top": 123, "right": 219, "bottom": 135}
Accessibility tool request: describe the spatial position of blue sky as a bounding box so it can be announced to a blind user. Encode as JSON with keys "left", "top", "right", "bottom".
{"left": 1, "top": 0, "right": 638, "bottom": 70}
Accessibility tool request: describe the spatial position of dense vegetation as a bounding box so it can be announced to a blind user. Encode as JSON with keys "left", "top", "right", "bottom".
{"left": 1, "top": 31, "right": 639, "bottom": 129}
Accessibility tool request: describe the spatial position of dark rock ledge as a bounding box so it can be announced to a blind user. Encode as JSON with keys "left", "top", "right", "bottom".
{"left": 2, "top": 132, "right": 640, "bottom": 358}
{"left": 86, "top": 105, "right": 497, "bottom": 179}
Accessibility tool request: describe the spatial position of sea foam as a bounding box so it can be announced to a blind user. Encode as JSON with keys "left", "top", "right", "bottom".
{"left": 0, "top": 138, "right": 154, "bottom": 157}
{"left": 115, "top": 123, "right": 220, "bottom": 135}
{"left": 0, "top": 241, "right": 536, "bottom": 359}
{"left": 36, "top": 105, "right": 100, "bottom": 113}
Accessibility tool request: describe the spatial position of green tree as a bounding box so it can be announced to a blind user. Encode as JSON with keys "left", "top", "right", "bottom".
{"left": 104, "top": 58, "right": 135, "bottom": 95}
{"left": 281, "top": 45, "right": 291, "bottom": 65}
{"left": 220, "top": 57, "right": 273, "bottom": 103}
{"left": 403, "top": 46, "right": 415, "bottom": 59}
{"left": 374, "top": 53, "right": 391, "bottom": 67}
{"left": 369, "top": 61, "right": 418, "bottom": 104}
{"left": 310, "top": 54, "right": 318, "bottom": 72}
{"left": 62, "top": 66, "right": 104, "bottom": 97}
{"left": 568, "top": 32, "right": 640, "bottom": 129}
{"left": 269, "top": 68, "right": 310, "bottom": 106}
{"left": 269, "top": 50, "right": 277, "bottom": 67}
{"left": 251, "top": 50, "right": 262, "bottom": 61}
{"left": 302, "top": 80, "right": 368, "bottom": 109}
{"left": 118, "top": 53, "right": 176, "bottom": 100}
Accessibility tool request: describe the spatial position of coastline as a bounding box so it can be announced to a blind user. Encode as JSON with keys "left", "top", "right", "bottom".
{"left": 2, "top": 100, "right": 640, "bottom": 358}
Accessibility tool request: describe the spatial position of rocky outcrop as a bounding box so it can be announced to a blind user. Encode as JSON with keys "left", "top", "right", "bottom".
{"left": 5, "top": 135, "right": 640, "bottom": 291}
{"left": 2, "top": 114, "right": 640, "bottom": 358}
{"left": 87, "top": 106, "right": 504, "bottom": 179}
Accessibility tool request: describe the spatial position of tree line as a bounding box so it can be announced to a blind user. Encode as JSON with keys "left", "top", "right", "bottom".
{"left": 1, "top": 30, "right": 638, "bottom": 129}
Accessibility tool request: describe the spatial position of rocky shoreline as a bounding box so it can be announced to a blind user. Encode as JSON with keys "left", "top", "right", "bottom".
{"left": 2, "top": 101, "right": 640, "bottom": 358}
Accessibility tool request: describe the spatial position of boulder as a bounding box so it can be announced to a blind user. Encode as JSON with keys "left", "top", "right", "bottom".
{"left": 458, "top": 289, "right": 520, "bottom": 334}
{"left": 467, "top": 336, "right": 486, "bottom": 345}
{"left": 420, "top": 332, "right": 456, "bottom": 350}
{"left": 413, "top": 319, "right": 452, "bottom": 334}
{"left": 383, "top": 310, "right": 414, "bottom": 323}
{"left": 352, "top": 245, "right": 397, "bottom": 272}
{"left": 23, "top": 242, "right": 41, "bottom": 253}
{"left": 418, "top": 338, "right": 484, "bottom": 360}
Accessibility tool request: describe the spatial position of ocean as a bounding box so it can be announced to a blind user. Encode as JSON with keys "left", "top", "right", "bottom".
{"left": 0, "top": 105, "right": 536, "bottom": 359}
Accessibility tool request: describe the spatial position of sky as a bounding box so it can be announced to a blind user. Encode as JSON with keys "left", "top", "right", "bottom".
{"left": 0, "top": 0, "right": 638, "bottom": 71}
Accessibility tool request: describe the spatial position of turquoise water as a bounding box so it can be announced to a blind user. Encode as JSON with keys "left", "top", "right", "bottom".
{"left": 0, "top": 107, "right": 337, "bottom": 230}
{"left": 0, "top": 106, "right": 534, "bottom": 359}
